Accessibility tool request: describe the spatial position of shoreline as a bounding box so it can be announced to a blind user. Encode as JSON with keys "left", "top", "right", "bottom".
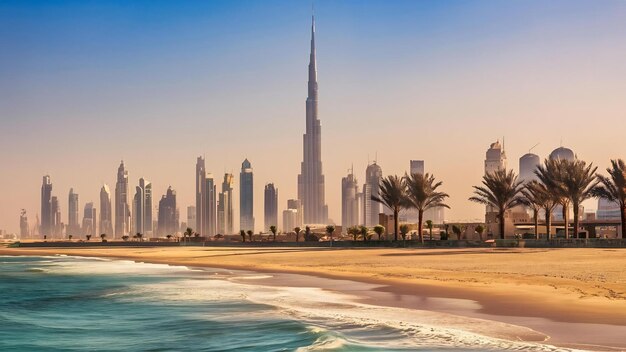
{"left": 2, "top": 246, "right": 625, "bottom": 350}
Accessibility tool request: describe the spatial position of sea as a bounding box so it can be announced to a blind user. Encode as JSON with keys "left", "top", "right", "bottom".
{"left": 0, "top": 255, "right": 574, "bottom": 351}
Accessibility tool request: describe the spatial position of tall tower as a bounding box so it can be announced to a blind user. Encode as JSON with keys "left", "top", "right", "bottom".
{"left": 115, "top": 161, "right": 131, "bottom": 238}
{"left": 133, "top": 178, "right": 152, "bottom": 236}
{"left": 40, "top": 175, "right": 52, "bottom": 237}
{"left": 298, "top": 15, "right": 328, "bottom": 225}
{"left": 342, "top": 167, "right": 360, "bottom": 231}
{"left": 68, "top": 188, "right": 79, "bottom": 236}
{"left": 264, "top": 183, "right": 278, "bottom": 231}
{"left": 100, "top": 184, "right": 114, "bottom": 236}
{"left": 196, "top": 157, "right": 206, "bottom": 235}
{"left": 204, "top": 174, "right": 216, "bottom": 236}
{"left": 519, "top": 153, "right": 540, "bottom": 184}
{"left": 363, "top": 162, "right": 383, "bottom": 227}
{"left": 158, "top": 186, "right": 178, "bottom": 237}
{"left": 240, "top": 159, "right": 254, "bottom": 232}
{"left": 20, "top": 209, "right": 30, "bottom": 238}
{"left": 218, "top": 173, "right": 234, "bottom": 235}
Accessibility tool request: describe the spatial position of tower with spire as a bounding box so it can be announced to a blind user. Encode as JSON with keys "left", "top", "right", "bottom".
{"left": 298, "top": 15, "right": 328, "bottom": 225}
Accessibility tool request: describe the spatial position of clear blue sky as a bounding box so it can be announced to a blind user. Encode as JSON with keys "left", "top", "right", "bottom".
{"left": 2, "top": 0, "right": 626, "bottom": 233}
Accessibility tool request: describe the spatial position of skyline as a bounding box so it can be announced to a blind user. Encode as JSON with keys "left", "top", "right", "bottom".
{"left": 4, "top": 0, "right": 626, "bottom": 233}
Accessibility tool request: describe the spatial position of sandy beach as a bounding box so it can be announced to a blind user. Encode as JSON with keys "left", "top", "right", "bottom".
{"left": 2, "top": 246, "right": 625, "bottom": 349}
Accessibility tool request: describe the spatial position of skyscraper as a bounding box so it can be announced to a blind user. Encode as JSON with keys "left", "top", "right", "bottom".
{"left": 218, "top": 173, "right": 234, "bottom": 235}
{"left": 264, "top": 183, "right": 278, "bottom": 231}
{"left": 51, "top": 196, "right": 62, "bottom": 238}
{"left": 287, "top": 199, "right": 303, "bottom": 228}
{"left": 196, "top": 156, "right": 206, "bottom": 235}
{"left": 297, "top": 15, "right": 328, "bottom": 225}
{"left": 100, "top": 184, "right": 113, "bottom": 236}
{"left": 409, "top": 160, "right": 425, "bottom": 175}
{"left": 132, "top": 178, "right": 152, "bottom": 236}
{"left": 204, "top": 174, "right": 217, "bottom": 236}
{"left": 240, "top": 159, "right": 254, "bottom": 231}
{"left": 68, "top": 188, "right": 79, "bottom": 237}
{"left": 20, "top": 209, "right": 29, "bottom": 238}
{"left": 485, "top": 140, "right": 507, "bottom": 175}
{"left": 187, "top": 206, "right": 196, "bottom": 233}
{"left": 82, "top": 202, "right": 96, "bottom": 238}
{"left": 342, "top": 168, "right": 360, "bottom": 230}
{"left": 519, "top": 153, "right": 540, "bottom": 183}
{"left": 363, "top": 162, "right": 383, "bottom": 227}
{"left": 158, "top": 186, "right": 178, "bottom": 237}
{"left": 41, "top": 175, "right": 52, "bottom": 237}
{"left": 115, "top": 161, "right": 131, "bottom": 238}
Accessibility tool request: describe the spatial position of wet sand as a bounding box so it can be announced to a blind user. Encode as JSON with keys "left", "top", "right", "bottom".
{"left": 2, "top": 246, "right": 625, "bottom": 349}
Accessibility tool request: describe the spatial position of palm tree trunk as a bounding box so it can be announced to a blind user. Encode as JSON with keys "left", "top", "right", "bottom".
{"left": 498, "top": 211, "right": 505, "bottom": 239}
{"left": 534, "top": 209, "right": 539, "bottom": 240}
{"left": 418, "top": 210, "right": 424, "bottom": 244}
{"left": 544, "top": 207, "right": 551, "bottom": 240}
{"left": 393, "top": 209, "right": 399, "bottom": 242}
{"left": 572, "top": 202, "right": 581, "bottom": 239}
{"left": 562, "top": 203, "right": 569, "bottom": 239}
{"left": 621, "top": 205, "right": 626, "bottom": 239}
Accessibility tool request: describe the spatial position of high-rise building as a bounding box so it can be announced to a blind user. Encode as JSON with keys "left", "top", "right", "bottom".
{"left": 51, "top": 196, "right": 62, "bottom": 238}
{"left": 283, "top": 209, "right": 298, "bottom": 234}
{"left": 204, "top": 175, "right": 217, "bottom": 236}
{"left": 264, "top": 183, "right": 278, "bottom": 231}
{"left": 240, "top": 159, "right": 254, "bottom": 231}
{"left": 187, "top": 206, "right": 196, "bottom": 233}
{"left": 410, "top": 160, "right": 425, "bottom": 175}
{"left": 68, "top": 188, "right": 79, "bottom": 236}
{"left": 519, "top": 153, "right": 540, "bottom": 183}
{"left": 218, "top": 173, "right": 234, "bottom": 235}
{"left": 342, "top": 168, "right": 360, "bottom": 231}
{"left": 157, "top": 186, "right": 178, "bottom": 237}
{"left": 115, "top": 161, "right": 131, "bottom": 238}
{"left": 549, "top": 146, "right": 576, "bottom": 221}
{"left": 41, "top": 175, "right": 52, "bottom": 237}
{"left": 485, "top": 141, "right": 507, "bottom": 175}
{"left": 100, "top": 184, "right": 113, "bottom": 236}
{"left": 196, "top": 156, "right": 207, "bottom": 236}
{"left": 132, "top": 178, "right": 152, "bottom": 235}
{"left": 364, "top": 162, "right": 383, "bottom": 227}
{"left": 20, "top": 209, "right": 29, "bottom": 238}
{"left": 287, "top": 199, "right": 303, "bottom": 228}
{"left": 297, "top": 15, "right": 328, "bottom": 225}
{"left": 82, "top": 202, "right": 96, "bottom": 238}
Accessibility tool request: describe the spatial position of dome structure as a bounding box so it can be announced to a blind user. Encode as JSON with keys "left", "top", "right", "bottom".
{"left": 549, "top": 147, "right": 575, "bottom": 161}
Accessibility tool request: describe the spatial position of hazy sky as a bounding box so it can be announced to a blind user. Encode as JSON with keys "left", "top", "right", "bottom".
{"left": 2, "top": 0, "right": 626, "bottom": 234}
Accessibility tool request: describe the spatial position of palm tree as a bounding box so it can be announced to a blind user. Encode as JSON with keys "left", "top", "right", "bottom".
{"left": 122, "top": 235, "right": 129, "bottom": 242}
{"left": 86, "top": 234, "right": 91, "bottom": 241}
{"left": 373, "top": 225, "right": 385, "bottom": 241}
{"left": 535, "top": 159, "right": 571, "bottom": 238}
{"left": 247, "top": 230, "right": 253, "bottom": 242}
{"left": 325, "top": 225, "right": 335, "bottom": 243}
{"left": 561, "top": 159, "right": 598, "bottom": 239}
{"left": 304, "top": 226, "right": 311, "bottom": 241}
{"left": 592, "top": 159, "right": 626, "bottom": 239}
{"left": 294, "top": 226, "right": 302, "bottom": 242}
{"left": 359, "top": 225, "right": 369, "bottom": 242}
{"left": 135, "top": 233, "right": 143, "bottom": 242}
{"left": 166, "top": 234, "right": 172, "bottom": 240}
{"left": 347, "top": 226, "right": 359, "bottom": 241}
{"left": 425, "top": 220, "right": 434, "bottom": 241}
{"left": 100, "top": 233, "right": 106, "bottom": 242}
{"left": 520, "top": 181, "right": 556, "bottom": 239}
{"left": 399, "top": 224, "right": 410, "bottom": 241}
{"left": 68, "top": 235, "right": 73, "bottom": 241}
{"left": 269, "top": 225, "right": 277, "bottom": 242}
{"left": 404, "top": 173, "right": 450, "bottom": 243}
{"left": 371, "top": 175, "right": 406, "bottom": 241}
{"left": 469, "top": 169, "right": 524, "bottom": 239}
{"left": 240, "top": 229, "right": 246, "bottom": 242}
{"left": 184, "top": 227, "right": 194, "bottom": 243}
{"left": 474, "top": 224, "right": 485, "bottom": 241}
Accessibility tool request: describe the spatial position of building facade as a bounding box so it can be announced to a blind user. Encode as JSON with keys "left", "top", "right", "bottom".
{"left": 240, "top": 159, "right": 254, "bottom": 232}
{"left": 41, "top": 175, "right": 53, "bottom": 237}
{"left": 68, "top": 188, "right": 80, "bottom": 236}
{"left": 100, "top": 184, "right": 114, "bottom": 236}
{"left": 132, "top": 178, "right": 152, "bottom": 236}
{"left": 115, "top": 161, "right": 131, "bottom": 238}
{"left": 158, "top": 186, "right": 178, "bottom": 237}
{"left": 341, "top": 168, "right": 360, "bottom": 231}
{"left": 364, "top": 162, "right": 383, "bottom": 227}
{"left": 264, "top": 183, "right": 278, "bottom": 231}
{"left": 218, "top": 173, "right": 234, "bottom": 235}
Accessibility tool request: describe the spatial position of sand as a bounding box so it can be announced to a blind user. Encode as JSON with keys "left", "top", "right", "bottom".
{"left": 2, "top": 246, "right": 625, "bottom": 349}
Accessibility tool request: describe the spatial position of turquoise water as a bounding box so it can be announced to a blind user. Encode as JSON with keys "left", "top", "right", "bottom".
{"left": 0, "top": 256, "right": 563, "bottom": 351}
